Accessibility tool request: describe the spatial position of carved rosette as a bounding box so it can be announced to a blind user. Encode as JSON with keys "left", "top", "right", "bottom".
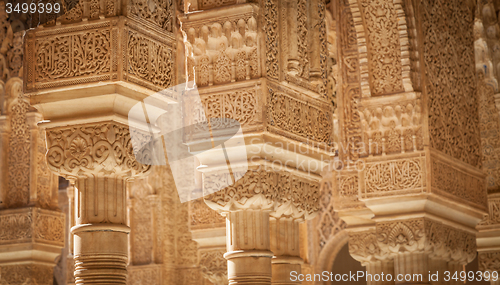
{"left": 203, "top": 168, "right": 320, "bottom": 220}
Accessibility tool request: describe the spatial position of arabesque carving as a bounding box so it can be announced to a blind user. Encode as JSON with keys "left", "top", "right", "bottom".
{"left": 422, "top": 0, "right": 481, "bottom": 167}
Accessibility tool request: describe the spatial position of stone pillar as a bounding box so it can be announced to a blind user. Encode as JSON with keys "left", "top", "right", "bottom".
{"left": 226, "top": 210, "right": 273, "bottom": 284}
{"left": 43, "top": 123, "right": 151, "bottom": 284}
{"left": 331, "top": 0, "right": 487, "bottom": 283}
{"left": 0, "top": 77, "right": 64, "bottom": 285}
{"left": 24, "top": 0, "right": 178, "bottom": 283}
{"left": 270, "top": 217, "right": 303, "bottom": 284}
{"left": 179, "top": 1, "right": 332, "bottom": 284}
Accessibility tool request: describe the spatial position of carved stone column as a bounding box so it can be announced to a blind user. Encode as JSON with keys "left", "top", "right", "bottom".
{"left": 270, "top": 217, "right": 303, "bottom": 284}
{"left": 331, "top": 0, "right": 487, "bottom": 283}
{"left": 24, "top": 0, "right": 177, "bottom": 283}
{"left": 43, "top": 123, "right": 150, "bottom": 284}
{"left": 179, "top": 1, "right": 332, "bottom": 284}
{"left": 348, "top": 229, "right": 393, "bottom": 285}
{"left": 0, "top": 76, "right": 64, "bottom": 285}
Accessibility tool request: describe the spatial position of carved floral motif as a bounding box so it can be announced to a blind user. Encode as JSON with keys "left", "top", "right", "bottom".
{"left": 46, "top": 123, "right": 151, "bottom": 178}
{"left": 199, "top": 249, "right": 228, "bottom": 285}
{"left": 204, "top": 169, "right": 319, "bottom": 218}
{"left": 423, "top": 0, "right": 481, "bottom": 166}
{"left": 359, "top": 0, "right": 404, "bottom": 95}
{"left": 129, "top": 0, "right": 174, "bottom": 32}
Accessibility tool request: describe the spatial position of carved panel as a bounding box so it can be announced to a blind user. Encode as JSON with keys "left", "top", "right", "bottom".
{"left": 129, "top": 0, "right": 174, "bottom": 32}
{"left": 422, "top": 0, "right": 481, "bottom": 166}
{"left": 430, "top": 158, "right": 487, "bottom": 207}
{"left": 0, "top": 211, "right": 33, "bottom": 243}
{"left": 188, "top": 88, "right": 260, "bottom": 136}
{"left": 127, "top": 30, "right": 174, "bottom": 91}
{"left": 128, "top": 265, "right": 161, "bottom": 285}
{"left": 189, "top": 198, "right": 225, "bottom": 229}
{"left": 338, "top": 0, "right": 363, "bottom": 162}
{"left": 35, "top": 30, "right": 111, "bottom": 81}
{"left": 267, "top": 83, "right": 333, "bottom": 145}
{"left": 198, "top": 0, "right": 236, "bottom": 10}
{"left": 25, "top": 21, "right": 175, "bottom": 93}
{"left": 479, "top": 251, "right": 500, "bottom": 272}
{"left": 0, "top": 209, "right": 64, "bottom": 245}
{"left": 265, "top": 0, "right": 279, "bottom": 80}
{"left": 363, "top": 158, "right": 424, "bottom": 197}
{"left": 359, "top": 0, "right": 404, "bottom": 95}
{"left": 46, "top": 122, "right": 151, "bottom": 178}
{"left": 359, "top": 99, "right": 423, "bottom": 156}
{"left": 199, "top": 249, "right": 228, "bottom": 285}
{"left": 0, "top": 264, "right": 54, "bottom": 285}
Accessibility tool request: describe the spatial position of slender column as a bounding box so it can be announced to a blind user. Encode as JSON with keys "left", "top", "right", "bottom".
{"left": 393, "top": 252, "right": 430, "bottom": 285}
{"left": 270, "top": 217, "right": 303, "bottom": 284}
{"left": 44, "top": 123, "right": 151, "bottom": 285}
{"left": 286, "top": 0, "right": 300, "bottom": 75}
{"left": 225, "top": 210, "right": 273, "bottom": 284}
{"left": 365, "top": 260, "right": 394, "bottom": 285}
{"left": 72, "top": 176, "right": 130, "bottom": 284}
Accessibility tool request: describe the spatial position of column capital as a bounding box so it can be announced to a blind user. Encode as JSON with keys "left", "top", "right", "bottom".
{"left": 203, "top": 167, "right": 320, "bottom": 220}
{"left": 45, "top": 122, "right": 151, "bottom": 180}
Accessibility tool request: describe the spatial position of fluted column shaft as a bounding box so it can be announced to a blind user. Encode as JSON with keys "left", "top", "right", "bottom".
{"left": 364, "top": 260, "right": 394, "bottom": 285}
{"left": 394, "top": 252, "right": 430, "bottom": 285}
{"left": 225, "top": 210, "right": 273, "bottom": 285}
{"left": 270, "top": 218, "right": 303, "bottom": 284}
{"left": 72, "top": 176, "right": 129, "bottom": 285}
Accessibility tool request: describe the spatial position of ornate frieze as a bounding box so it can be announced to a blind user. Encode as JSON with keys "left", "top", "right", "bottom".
{"left": 362, "top": 157, "right": 425, "bottom": 198}
{"left": 0, "top": 208, "right": 64, "bottom": 246}
{"left": 180, "top": 4, "right": 260, "bottom": 87}
{"left": 267, "top": 82, "right": 333, "bottom": 146}
{"left": 25, "top": 19, "right": 175, "bottom": 94}
{"left": 376, "top": 218, "right": 476, "bottom": 264}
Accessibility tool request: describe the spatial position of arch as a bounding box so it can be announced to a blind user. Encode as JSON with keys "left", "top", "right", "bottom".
{"left": 316, "top": 230, "right": 349, "bottom": 285}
